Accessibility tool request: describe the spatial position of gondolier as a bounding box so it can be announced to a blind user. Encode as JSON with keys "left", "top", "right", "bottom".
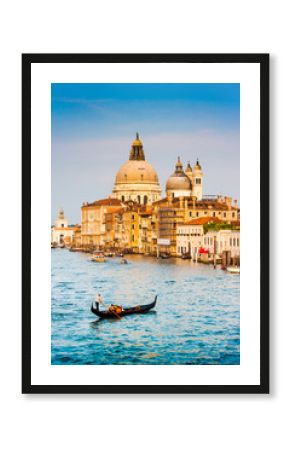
{"left": 94, "top": 293, "right": 106, "bottom": 309}
{"left": 94, "top": 293, "right": 123, "bottom": 318}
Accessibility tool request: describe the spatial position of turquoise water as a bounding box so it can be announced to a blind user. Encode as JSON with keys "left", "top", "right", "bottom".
{"left": 51, "top": 249, "right": 240, "bottom": 365}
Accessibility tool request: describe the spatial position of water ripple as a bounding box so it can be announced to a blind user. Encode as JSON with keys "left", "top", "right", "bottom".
{"left": 51, "top": 250, "right": 240, "bottom": 365}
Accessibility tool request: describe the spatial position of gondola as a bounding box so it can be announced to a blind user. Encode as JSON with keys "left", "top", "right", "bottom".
{"left": 91, "top": 295, "right": 157, "bottom": 319}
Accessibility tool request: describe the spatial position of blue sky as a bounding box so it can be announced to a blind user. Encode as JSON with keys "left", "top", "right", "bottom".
{"left": 52, "top": 83, "right": 240, "bottom": 224}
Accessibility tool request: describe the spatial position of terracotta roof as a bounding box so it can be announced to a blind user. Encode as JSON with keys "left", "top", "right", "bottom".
{"left": 195, "top": 201, "right": 229, "bottom": 210}
{"left": 183, "top": 217, "right": 222, "bottom": 226}
{"left": 53, "top": 227, "right": 79, "bottom": 231}
{"left": 104, "top": 207, "right": 124, "bottom": 215}
{"left": 83, "top": 198, "right": 122, "bottom": 207}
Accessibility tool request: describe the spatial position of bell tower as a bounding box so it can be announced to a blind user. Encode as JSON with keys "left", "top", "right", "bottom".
{"left": 192, "top": 159, "right": 203, "bottom": 200}
{"left": 55, "top": 207, "right": 68, "bottom": 228}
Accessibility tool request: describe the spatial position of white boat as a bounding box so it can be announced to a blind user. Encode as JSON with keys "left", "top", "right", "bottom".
{"left": 91, "top": 252, "right": 106, "bottom": 263}
{"left": 226, "top": 266, "right": 240, "bottom": 274}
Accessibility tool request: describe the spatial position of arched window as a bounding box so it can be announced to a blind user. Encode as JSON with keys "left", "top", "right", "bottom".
{"left": 121, "top": 195, "right": 125, "bottom": 202}
{"left": 144, "top": 195, "right": 148, "bottom": 205}
{"left": 137, "top": 195, "right": 141, "bottom": 204}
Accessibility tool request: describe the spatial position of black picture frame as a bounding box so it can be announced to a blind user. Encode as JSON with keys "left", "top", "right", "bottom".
{"left": 22, "top": 53, "right": 269, "bottom": 394}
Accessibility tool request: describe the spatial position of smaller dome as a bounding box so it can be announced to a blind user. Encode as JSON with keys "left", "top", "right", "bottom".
{"left": 185, "top": 162, "right": 192, "bottom": 173}
{"left": 166, "top": 157, "right": 192, "bottom": 191}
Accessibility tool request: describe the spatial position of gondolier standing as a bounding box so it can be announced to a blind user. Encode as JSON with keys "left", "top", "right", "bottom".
{"left": 94, "top": 293, "right": 106, "bottom": 309}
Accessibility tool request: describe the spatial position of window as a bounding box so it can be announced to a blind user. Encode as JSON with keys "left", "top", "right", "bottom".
{"left": 132, "top": 214, "right": 134, "bottom": 220}
{"left": 137, "top": 195, "right": 141, "bottom": 204}
{"left": 233, "top": 238, "right": 236, "bottom": 246}
{"left": 230, "top": 238, "right": 232, "bottom": 246}
{"left": 144, "top": 195, "right": 148, "bottom": 205}
{"left": 196, "top": 212, "right": 199, "bottom": 217}
{"left": 213, "top": 212, "right": 216, "bottom": 217}
{"left": 132, "top": 224, "right": 134, "bottom": 229}
{"left": 237, "top": 238, "right": 239, "bottom": 247}
{"left": 232, "top": 212, "right": 235, "bottom": 218}
{"left": 121, "top": 195, "right": 125, "bottom": 202}
{"left": 189, "top": 211, "right": 192, "bottom": 217}
{"left": 61, "top": 224, "right": 64, "bottom": 228}
{"left": 223, "top": 212, "right": 226, "bottom": 218}
{"left": 196, "top": 178, "right": 201, "bottom": 184}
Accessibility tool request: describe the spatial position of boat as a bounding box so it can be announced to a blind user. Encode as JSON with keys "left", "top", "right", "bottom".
{"left": 160, "top": 253, "right": 170, "bottom": 259}
{"left": 115, "top": 252, "right": 124, "bottom": 257}
{"left": 104, "top": 252, "right": 114, "bottom": 257}
{"left": 120, "top": 258, "right": 128, "bottom": 264}
{"left": 181, "top": 253, "right": 191, "bottom": 260}
{"left": 91, "top": 296, "right": 157, "bottom": 319}
{"left": 91, "top": 252, "right": 106, "bottom": 263}
{"left": 226, "top": 266, "right": 240, "bottom": 274}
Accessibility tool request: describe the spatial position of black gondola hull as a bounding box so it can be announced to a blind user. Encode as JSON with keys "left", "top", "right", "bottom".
{"left": 91, "top": 296, "right": 157, "bottom": 318}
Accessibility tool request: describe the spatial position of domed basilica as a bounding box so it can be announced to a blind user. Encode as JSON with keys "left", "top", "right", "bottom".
{"left": 112, "top": 133, "right": 162, "bottom": 205}
{"left": 112, "top": 133, "right": 203, "bottom": 205}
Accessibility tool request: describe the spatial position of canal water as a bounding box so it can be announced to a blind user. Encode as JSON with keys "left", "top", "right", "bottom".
{"left": 51, "top": 249, "right": 240, "bottom": 365}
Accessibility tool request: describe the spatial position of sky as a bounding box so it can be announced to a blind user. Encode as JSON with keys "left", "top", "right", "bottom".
{"left": 51, "top": 83, "right": 240, "bottom": 224}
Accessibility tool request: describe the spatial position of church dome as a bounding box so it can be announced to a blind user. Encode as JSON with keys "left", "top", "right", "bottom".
{"left": 115, "top": 160, "right": 159, "bottom": 184}
{"left": 112, "top": 134, "right": 161, "bottom": 205}
{"left": 166, "top": 157, "right": 192, "bottom": 191}
{"left": 114, "top": 133, "right": 159, "bottom": 184}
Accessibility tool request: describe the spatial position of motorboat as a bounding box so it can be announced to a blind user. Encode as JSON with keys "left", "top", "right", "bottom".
{"left": 226, "top": 266, "right": 240, "bottom": 274}
{"left": 91, "top": 252, "right": 106, "bottom": 263}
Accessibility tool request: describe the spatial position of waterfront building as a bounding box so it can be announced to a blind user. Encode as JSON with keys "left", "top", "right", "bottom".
{"left": 154, "top": 194, "right": 239, "bottom": 257}
{"left": 81, "top": 198, "right": 123, "bottom": 248}
{"left": 204, "top": 229, "right": 240, "bottom": 258}
{"left": 112, "top": 133, "right": 162, "bottom": 205}
{"left": 80, "top": 133, "right": 239, "bottom": 256}
{"left": 176, "top": 217, "right": 240, "bottom": 260}
{"left": 120, "top": 206, "right": 141, "bottom": 252}
{"left": 51, "top": 208, "right": 80, "bottom": 246}
{"left": 155, "top": 196, "right": 187, "bottom": 256}
{"left": 103, "top": 206, "right": 124, "bottom": 248}
{"left": 138, "top": 206, "right": 154, "bottom": 254}
{"left": 184, "top": 195, "right": 239, "bottom": 223}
